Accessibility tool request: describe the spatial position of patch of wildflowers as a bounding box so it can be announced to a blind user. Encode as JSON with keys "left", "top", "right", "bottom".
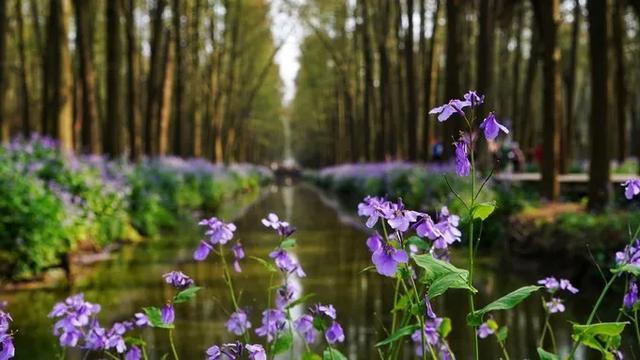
{"left": 225, "top": 309, "right": 251, "bottom": 336}
{"left": 163, "top": 271, "right": 194, "bottom": 290}
{"left": 255, "top": 309, "right": 286, "bottom": 342}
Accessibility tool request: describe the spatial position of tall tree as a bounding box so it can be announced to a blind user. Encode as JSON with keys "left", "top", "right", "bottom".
{"left": 105, "top": 0, "right": 123, "bottom": 156}
{"left": 0, "top": 0, "right": 7, "bottom": 142}
{"left": 587, "top": 0, "right": 609, "bottom": 210}
{"left": 74, "top": 0, "right": 100, "bottom": 153}
{"left": 360, "top": 0, "right": 375, "bottom": 160}
{"left": 421, "top": 0, "right": 440, "bottom": 160}
{"left": 43, "top": 0, "right": 74, "bottom": 150}
{"left": 563, "top": 0, "right": 580, "bottom": 166}
{"left": 404, "top": 0, "right": 418, "bottom": 160}
{"left": 532, "top": 0, "right": 562, "bottom": 200}
{"left": 123, "top": 0, "right": 141, "bottom": 160}
{"left": 171, "top": 0, "right": 185, "bottom": 156}
{"left": 476, "top": 0, "right": 495, "bottom": 112}
{"left": 15, "top": 0, "right": 32, "bottom": 137}
{"left": 612, "top": 0, "right": 627, "bottom": 163}
{"left": 443, "top": 0, "right": 462, "bottom": 160}
{"left": 144, "top": 0, "right": 167, "bottom": 155}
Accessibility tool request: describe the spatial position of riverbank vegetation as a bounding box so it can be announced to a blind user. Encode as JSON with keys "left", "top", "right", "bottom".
{"left": 0, "top": 135, "right": 271, "bottom": 281}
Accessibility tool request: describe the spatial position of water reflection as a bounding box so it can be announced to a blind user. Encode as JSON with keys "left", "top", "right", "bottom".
{"left": 4, "top": 185, "right": 635, "bottom": 359}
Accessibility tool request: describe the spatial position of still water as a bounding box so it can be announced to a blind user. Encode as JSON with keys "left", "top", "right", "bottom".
{"left": 3, "top": 184, "right": 633, "bottom": 359}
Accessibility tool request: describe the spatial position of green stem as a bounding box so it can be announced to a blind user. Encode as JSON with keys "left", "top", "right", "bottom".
{"left": 142, "top": 344, "right": 149, "bottom": 360}
{"left": 568, "top": 274, "right": 618, "bottom": 358}
{"left": 104, "top": 351, "right": 120, "bottom": 360}
{"left": 538, "top": 310, "right": 549, "bottom": 347}
{"left": 634, "top": 310, "right": 640, "bottom": 347}
{"left": 169, "top": 329, "right": 179, "bottom": 360}
{"left": 219, "top": 244, "right": 250, "bottom": 343}
{"left": 496, "top": 337, "right": 510, "bottom": 360}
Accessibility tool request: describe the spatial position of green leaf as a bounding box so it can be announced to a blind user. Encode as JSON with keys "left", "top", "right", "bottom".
{"left": 413, "top": 254, "right": 477, "bottom": 298}
{"left": 271, "top": 333, "right": 293, "bottom": 355}
{"left": 496, "top": 326, "right": 508, "bottom": 342}
{"left": 611, "top": 264, "right": 640, "bottom": 276}
{"left": 572, "top": 322, "right": 628, "bottom": 339}
{"left": 471, "top": 201, "right": 496, "bottom": 221}
{"left": 173, "top": 286, "right": 201, "bottom": 304}
{"left": 302, "top": 352, "right": 323, "bottom": 360}
{"left": 375, "top": 324, "right": 420, "bottom": 347}
{"left": 438, "top": 318, "right": 452, "bottom": 338}
{"left": 323, "top": 348, "right": 347, "bottom": 360}
{"left": 286, "top": 293, "right": 316, "bottom": 309}
{"left": 571, "top": 323, "right": 627, "bottom": 357}
{"left": 248, "top": 256, "right": 277, "bottom": 272}
{"left": 467, "top": 286, "right": 541, "bottom": 326}
{"left": 124, "top": 337, "right": 147, "bottom": 346}
{"left": 428, "top": 272, "right": 476, "bottom": 299}
{"left": 280, "top": 238, "right": 297, "bottom": 249}
{"left": 142, "top": 307, "right": 174, "bottom": 329}
{"left": 359, "top": 265, "right": 376, "bottom": 274}
{"left": 406, "top": 235, "right": 429, "bottom": 250}
{"left": 536, "top": 347, "right": 560, "bottom": 360}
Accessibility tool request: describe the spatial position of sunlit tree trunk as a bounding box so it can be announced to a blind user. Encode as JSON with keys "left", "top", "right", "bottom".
{"left": 74, "top": 0, "right": 100, "bottom": 154}
{"left": 145, "top": 0, "right": 167, "bottom": 155}
{"left": 587, "top": 0, "right": 610, "bottom": 211}
{"left": 376, "top": 0, "right": 393, "bottom": 159}
{"left": 532, "top": 0, "right": 562, "bottom": 201}
{"left": 158, "top": 32, "right": 174, "bottom": 156}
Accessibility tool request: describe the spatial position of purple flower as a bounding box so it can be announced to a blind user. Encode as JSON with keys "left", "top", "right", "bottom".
{"left": 385, "top": 200, "right": 419, "bottom": 232}
{"left": 294, "top": 314, "right": 318, "bottom": 344}
{"left": 412, "top": 317, "right": 447, "bottom": 356}
{"left": 615, "top": 240, "right": 640, "bottom": 266}
{"left": 133, "top": 313, "right": 149, "bottom": 328}
{"left": 434, "top": 207, "right": 462, "bottom": 247}
{"left": 199, "top": 217, "right": 236, "bottom": 245}
{"left": 255, "top": 309, "right": 286, "bottom": 342}
{"left": 546, "top": 297, "right": 565, "bottom": 313}
{"left": 232, "top": 242, "right": 245, "bottom": 273}
{"left": 269, "top": 249, "right": 306, "bottom": 277}
{"left": 194, "top": 240, "right": 213, "bottom": 261}
{"left": 325, "top": 321, "right": 345, "bottom": 344}
{"left": 311, "top": 304, "right": 337, "bottom": 320}
{"left": 226, "top": 309, "right": 252, "bottom": 336}
{"left": 424, "top": 296, "right": 436, "bottom": 319}
{"left": 125, "top": 346, "right": 142, "bottom": 360}
{"left": 538, "top": 277, "right": 560, "bottom": 292}
{"left": 429, "top": 99, "right": 470, "bottom": 122}
{"left": 479, "top": 113, "right": 509, "bottom": 141}
{"left": 163, "top": 271, "right": 194, "bottom": 290}
{"left": 414, "top": 214, "right": 442, "bottom": 240}
{"left": 624, "top": 281, "right": 639, "bottom": 309}
{"left": 358, "top": 196, "right": 390, "bottom": 228}
{"left": 261, "top": 213, "right": 295, "bottom": 237}
{"left": 161, "top": 304, "right": 175, "bottom": 325}
{"left": 245, "top": 344, "right": 267, "bottom": 360}
{"left": 0, "top": 312, "right": 11, "bottom": 335}
{"left": 0, "top": 334, "right": 15, "bottom": 360}
{"left": 463, "top": 90, "right": 484, "bottom": 106}
{"left": 275, "top": 283, "right": 298, "bottom": 309}
{"left": 367, "top": 234, "right": 408, "bottom": 277}
{"left": 559, "top": 279, "right": 579, "bottom": 294}
{"left": 206, "top": 345, "right": 222, "bottom": 360}
{"left": 454, "top": 137, "right": 471, "bottom": 177}
{"left": 477, "top": 322, "right": 494, "bottom": 339}
{"left": 622, "top": 179, "right": 640, "bottom": 200}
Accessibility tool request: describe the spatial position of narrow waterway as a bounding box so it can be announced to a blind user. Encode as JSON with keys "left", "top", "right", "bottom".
{"left": 4, "top": 184, "right": 631, "bottom": 359}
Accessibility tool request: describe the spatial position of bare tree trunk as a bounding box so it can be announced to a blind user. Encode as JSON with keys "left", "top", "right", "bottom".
{"left": 404, "top": 0, "right": 418, "bottom": 160}
{"left": 532, "top": 0, "right": 562, "bottom": 201}
{"left": 360, "top": 0, "right": 375, "bottom": 161}
{"left": 171, "top": 0, "right": 185, "bottom": 156}
{"left": 422, "top": 0, "right": 440, "bottom": 161}
{"left": 144, "top": 0, "right": 166, "bottom": 155}
{"left": 74, "top": 0, "right": 100, "bottom": 153}
{"left": 105, "top": 0, "right": 122, "bottom": 157}
{"left": 563, "top": 0, "right": 580, "bottom": 168}
{"left": 476, "top": 0, "right": 494, "bottom": 112}
{"left": 511, "top": 4, "right": 524, "bottom": 123}
{"left": 158, "top": 32, "right": 174, "bottom": 156}
{"left": 16, "top": 0, "right": 32, "bottom": 137}
{"left": 0, "top": 0, "right": 6, "bottom": 142}
{"left": 612, "top": 0, "right": 626, "bottom": 163}
{"left": 587, "top": 0, "right": 610, "bottom": 211}
{"left": 123, "top": 0, "right": 140, "bottom": 160}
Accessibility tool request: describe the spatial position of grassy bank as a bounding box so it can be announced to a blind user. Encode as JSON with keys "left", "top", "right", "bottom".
{"left": 0, "top": 135, "right": 272, "bottom": 280}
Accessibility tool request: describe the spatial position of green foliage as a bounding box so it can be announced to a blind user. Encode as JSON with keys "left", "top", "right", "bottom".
{"left": 271, "top": 333, "right": 293, "bottom": 355}
{"left": 537, "top": 347, "right": 560, "bottom": 360}
{"left": 413, "top": 254, "right": 477, "bottom": 299}
{"left": 172, "top": 286, "right": 201, "bottom": 304}
{"left": 322, "top": 348, "right": 348, "bottom": 360}
{"left": 571, "top": 322, "right": 627, "bottom": 357}
{"left": 142, "top": 307, "right": 174, "bottom": 329}
{"left": 467, "top": 286, "right": 541, "bottom": 326}
{"left": 375, "top": 324, "right": 420, "bottom": 347}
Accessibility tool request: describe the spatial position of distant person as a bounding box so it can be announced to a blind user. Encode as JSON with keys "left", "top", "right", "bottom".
{"left": 432, "top": 141, "right": 444, "bottom": 162}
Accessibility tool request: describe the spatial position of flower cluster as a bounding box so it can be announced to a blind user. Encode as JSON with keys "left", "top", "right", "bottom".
{"left": 226, "top": 309, "right": 252, "bottom": 336}
{"left": 194, "top": 217, "right": 238, "bottom": 261}
{"left": 255, "top": 308, "right": 287, "bottom": 342}
{"left": 411, "top": 299, "right": 452, "bottom": 359}
{"left": 163, "top": 271, "right": 194, "bottom": 290}
{"left": 537, "top": 277, "right": 579, "bottom": 313}
{"left": 622, "top": 179, "right": 640, "bottom": 200}
{"left": 261, "top": 213, "right": 295, "bottom": 237}
{"left": 206, "top": 342, "right": 266, "bottom": 360}
{"left": 0, "top": 304, "right": 14, "bottom": 360}
{"left": 293, "top": 303, "right": 345, "bottom": 345}
{"left": 48, "top": 293, "right": 148, "bottom": 358}
{"left": 615, "top": 239, "right": 640, "bottom": 267}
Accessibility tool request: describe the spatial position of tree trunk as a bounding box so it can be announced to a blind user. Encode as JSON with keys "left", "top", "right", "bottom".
{"left": 476, "top": 0, "right": 494, "bottom": 113}
{"left": 74, "top": 0, "right": 100, "bottom": 154}
{"left": 376, "top": 0, "right": 393, "bottom": 159}
{"left": 123, "top": 0, "right": 140, "bottom": 160}
{"left": 144, "top": 0, "right": 166, "bottom": 155}
{"left": 171, "top": 0, "right": 185, "bottom": 156}
{"left": 532, "top": 0, "right": 562, "bottom": 201}
{"left": 563, "top": 0, "right": 580, "bottom": 168}
{"left": 443, "top": 0, "right": 462, "bottom": 160}
{"left": 422, "top": 0, "right": 440, "bottom": 161}
{"left": 158, "top": 31, "right": 174, "bottom": 156}
{"left": 360, "top": 0, "right": 375, "bottom": 161}
{"left": 0, "top": 0, "right": 6, "bottom": 142}
{"left": 612, "top": 0, "right": 626, "bottom": 163}
{"left": 105, "top": 0, "right": 122, "bottom": 157}
{"left": 587, "top": 0, "right": 610, "bottom": 211}
{"left": 404, "top": 0, "right": 418, "bottom": 160}
{"left": 16, "top": 0, "right": 32, "bottom": 137}
{"left": 43, "top": 0, "right": 74, "bottom": 150}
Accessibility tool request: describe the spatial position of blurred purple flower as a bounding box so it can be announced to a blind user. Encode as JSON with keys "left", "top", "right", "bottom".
{"left": 255, "top": 309, "right": 286, "bottom": 342}
{"left": 199, "top": 217, "right": 236, "bottom": 245}
{"left": 479, "top": 113, "right": 509, "bottom": 141}
{"left": 454, "top": 136, "right": 471, "bottom": 177}
{"left": 477, "top": 322, "right": 494, "bottom": 339}
{"left": 546, "top": 297, "right": 565, "bottom": 313}
{"left": 232, "top": 242, "right": 245, "bottom": 273}
{"left": 163, "top": 271, "right": 194, "bottom": 290}
{"left": 429, "top": 99, "right": 470, "bottom": 122}
{"left": 294, "top": 314, "right": 318, "bottom": 344}
{"left": 325, "top": 321, "right": 345, "bottom": 344}
{"left": 367, "top": 234, "right": 409, "bottom": 277}
{"left": 226, "top": 309, "right": 251, "bottom": 336}
{"left": 622, "top": 179, "right": 640, "bottom": 200}
{"left": 161, "top": 304, "right": 175, "bottom": 325}
{"left": 463, "top": 91, "right": 484, "bottom": 107}
{"left": 269, "top": 249, "right": 306, "bottom": 278}
{"left": 624, "top": 281, "right": 639, "bottom": 309}
{"left": 615, "top": 240, "right": 640, "bottom": 266}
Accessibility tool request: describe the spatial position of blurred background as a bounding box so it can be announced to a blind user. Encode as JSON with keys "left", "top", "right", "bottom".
{"left": 1, "top": 0, "right": 640, "bottom": 358}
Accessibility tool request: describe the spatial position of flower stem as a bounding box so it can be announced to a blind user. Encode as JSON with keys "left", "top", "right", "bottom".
{"left": 496, "top": 337, "right": 510, "bottom": 360}
{"left": 169, "top": 329, "right": 180, "bottom": 360}
{"left": 468, "top": 137, "right": 479, "bottom": 360}
{"left": 218, "top": 244, "right": 250, "bottom": 343}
